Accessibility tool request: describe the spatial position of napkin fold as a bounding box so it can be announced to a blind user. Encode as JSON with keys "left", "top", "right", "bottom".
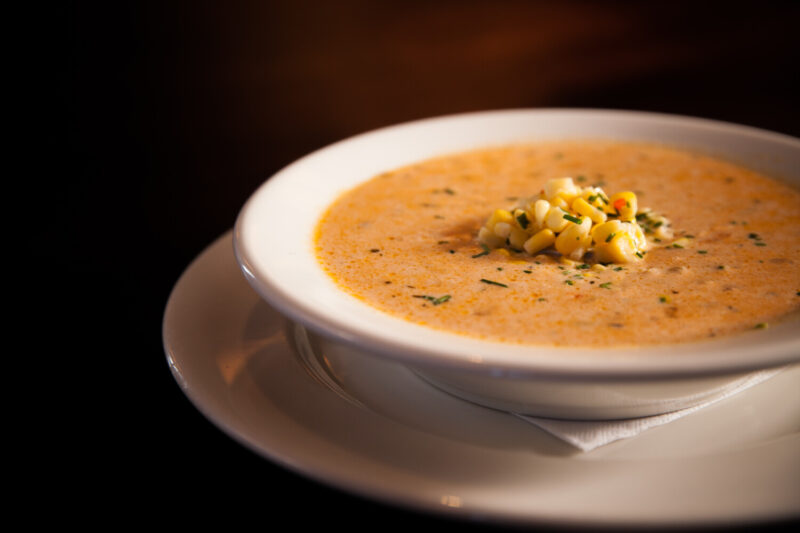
{"left": 515, "top": 367, "right": 784, "bottom": 452}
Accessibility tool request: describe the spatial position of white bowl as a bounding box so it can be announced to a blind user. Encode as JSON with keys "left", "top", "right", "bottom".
{"left": 233, "top": 109, "right": 800, "bottom": 420}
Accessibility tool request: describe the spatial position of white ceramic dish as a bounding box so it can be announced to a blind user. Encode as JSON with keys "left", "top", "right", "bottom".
{"left": 233, "top": 109, "right": 800, "bottom": 419}
{"left": 163, "top": 232, "right": 800, "bottom": 527}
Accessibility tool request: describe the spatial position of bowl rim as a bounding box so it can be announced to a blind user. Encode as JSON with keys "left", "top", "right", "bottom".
{"left": 233, "top": 108, "right": 800, "bottom": 379}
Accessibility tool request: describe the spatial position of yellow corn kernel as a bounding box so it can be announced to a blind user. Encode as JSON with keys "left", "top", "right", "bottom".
{"left": 544, "top": 207, "right": 570, "bottom": 232}
{"left": 581, "top": 187, "right": 609, "bottom": 209}
{"left": 477, "top": 226, "right": 505, "bottom": 248}
{"left": 523, "top": 228, "right": 555, "bottom": 255}
{"left": 533, "top": 199, "right": 550, "bottom": 227}
{"left": 555, "top": 218, "right": 592, "bottom": 259}
{"left": 550, "top": 196, "right": 569, "bottom": 210}
{"left": 494, "top": 248, "right": 511, "bottom": 257}
{"left": 594, "top": 232, "right": 640, "bottom": 264}
{"left": 572, "top": 197, "right": 607, "bottom": 225}
{"left": 508, "top": 226, "right": 529, "bottom": 250}
{"left": 591, "top": 263, "right": 607, "bottom": 272}
{"left": 486, "top": 209, "right": 514, "bottom": 230}
{"left": 559, "top": 256, "right": 576, "bottom": 267}
{"left": 543, "top": 177, "right": 580, "bottom": 202}
{"left": 493, "top": 221, "right": 512, "bottom": 238}
{"left": 591, "top": 219, "right": 624, "bottom": 245}
{"left": 608, "top": 191, "right": 637, "bottom": 221}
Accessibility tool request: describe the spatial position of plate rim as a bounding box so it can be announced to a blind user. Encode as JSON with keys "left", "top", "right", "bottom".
{"left": 164, "top": 232, "right": 800, "bottom": 528}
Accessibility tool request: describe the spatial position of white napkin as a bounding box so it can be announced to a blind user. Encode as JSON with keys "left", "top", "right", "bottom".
{"left": 515, "top": 367, "right": 784, "bottom": 452}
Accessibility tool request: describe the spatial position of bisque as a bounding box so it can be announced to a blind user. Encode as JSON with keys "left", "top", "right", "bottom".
{"left": 315, "top": 140, "right": 800, "bottom": 347}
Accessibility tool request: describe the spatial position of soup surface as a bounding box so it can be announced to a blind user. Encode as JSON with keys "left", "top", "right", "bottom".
{"left": 315, "top": 141, "right": 800, "bottom": 347}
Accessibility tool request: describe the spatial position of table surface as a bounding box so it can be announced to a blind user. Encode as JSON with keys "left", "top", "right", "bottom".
{"left": 56, "top": 1, "right": 798, "bottom": 530}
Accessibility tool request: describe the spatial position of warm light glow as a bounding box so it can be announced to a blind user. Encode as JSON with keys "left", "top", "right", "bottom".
{"left": 440, "top": 494, "right": 462, "bottom": 508}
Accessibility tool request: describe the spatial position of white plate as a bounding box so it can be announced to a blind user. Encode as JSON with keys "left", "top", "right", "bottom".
{"left": 163, "top": 232, "right": 800, "bottom": 528}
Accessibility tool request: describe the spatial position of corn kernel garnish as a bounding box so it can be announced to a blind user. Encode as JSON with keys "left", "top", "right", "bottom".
{"left": 478, "top": 177, "right": 672, "bottom": 264}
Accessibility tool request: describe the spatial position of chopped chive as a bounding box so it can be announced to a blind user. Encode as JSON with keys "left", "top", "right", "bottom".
{"left": 605, "top": 232, "right": 616, "bottom": 243}
{"left": 748, "top": 233, "right": 760, "bottom": 240}
{"left": 471, "top": 244, "right": 490, "bottom": 258}
{"left": 588, "top": 194, "right": 598, "bottom": 203}
{"left": 564, "top": 280, "right": 574, "bottom": 285}
{"left": 370, "top": 248, "right": 381, "bottom": 253}
{"left": 563, "top": 214, "right": 582, "bottom": 224}
{"left": 523, "top": 269, "right": 532, "bottom": 274}
{"left": 480, "top": 278, "right": 508, "bottom": 288}
{"left": 635, "top": 251, "right": 644, "bottom": 258}
{"left": 755, "top": 242, "right": 767, "bottom": 247}
{"left": 413, "top": 294, "right": 451, "bottom": 305}
{"left": 599, "top": 282, "right": 612, "bottom": 289}
{"left": 659, "top": 295, "right": 669, "bottom": 303}
{"left": 698, "top": 250, "right": 708, "bottom": 254}
{"left": 443, "top": 187, "right": 455, "bottom": 195}
{"left": 754, "top": 322, "right": 768, "bottom": 329}
{"left": 516, "top": 211, "right": 530, "bottom": 229}
{"left": 613, "top": 266, "right": 624, "bottom": 271}
{"left": 577, "top": 263, "right": 591, "bottom": 269}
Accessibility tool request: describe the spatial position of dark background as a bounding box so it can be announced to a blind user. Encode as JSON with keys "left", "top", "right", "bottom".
{"left": 59, "top": 1, "right": 798, "bottom": 530}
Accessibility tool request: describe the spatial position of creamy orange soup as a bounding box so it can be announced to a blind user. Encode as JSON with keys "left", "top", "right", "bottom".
{"left": 315, "top": 141, "right": 800, "bottom": 347}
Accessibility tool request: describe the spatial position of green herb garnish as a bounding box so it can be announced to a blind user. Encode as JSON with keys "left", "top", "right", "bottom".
{"left": 516, "top": 211, "right": 530, "bottom": 229}
{"left": 413, "top": 294, "right": 451, "bottom": 305}
{"left": 480, "top": 278, "right": 508, "bottom": 288}
{"left": 563, "top": 214, "right": 582, "bottom": 224}
{"left": 471, "top": 244, "right": 490, "bottom": 258}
